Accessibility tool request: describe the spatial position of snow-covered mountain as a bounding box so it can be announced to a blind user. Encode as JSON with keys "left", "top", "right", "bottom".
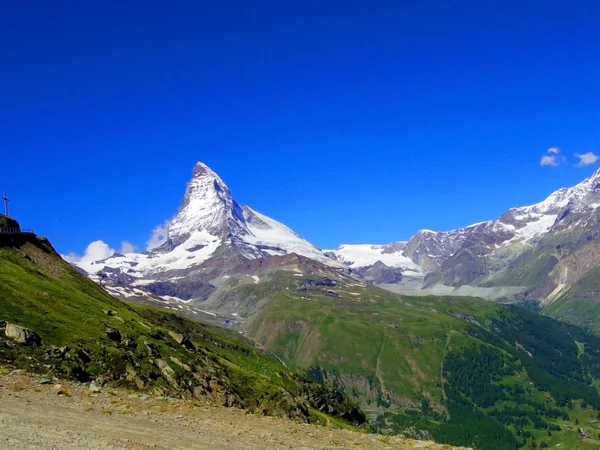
{"left": 328, "top": 168, "right": 600, "bottom": 300}
{"left": 74, "top": 163, "right": 600, "bottom": 308}
{"left": 76, "top": 162, "right": 335, "bottom": 282}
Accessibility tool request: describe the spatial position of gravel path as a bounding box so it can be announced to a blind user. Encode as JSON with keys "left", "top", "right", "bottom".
{"left": 0, "top": 371, "right": 467, "bottom": 449}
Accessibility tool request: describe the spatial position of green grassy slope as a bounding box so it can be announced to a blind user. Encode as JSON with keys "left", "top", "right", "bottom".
{"left": 544, "top": 266, "right": 600, "bottom": 335}
{"left": 0, "top": 236, "right": 364, "bottom": 427}
{"left": 236, "top": 272, "right": 600, "bottom": 449}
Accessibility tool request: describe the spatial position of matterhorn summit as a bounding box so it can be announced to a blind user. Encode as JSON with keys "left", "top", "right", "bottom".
{"left": 75, "top": 162, "right": 333, "bottom": 289}
{"left": 167, "top": 162, "right": 250, "bottom": 248}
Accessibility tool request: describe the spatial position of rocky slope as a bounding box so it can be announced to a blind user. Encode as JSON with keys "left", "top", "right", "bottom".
{"left": 0, "top": 227, "right": 365, "bottom": 425}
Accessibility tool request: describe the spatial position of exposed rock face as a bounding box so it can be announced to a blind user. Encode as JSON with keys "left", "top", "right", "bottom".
{"left": 356, "top": 261, "right": 402, "bottom": 284}
{"left": 4, "top": 323, "right": 41, "bottom": 346}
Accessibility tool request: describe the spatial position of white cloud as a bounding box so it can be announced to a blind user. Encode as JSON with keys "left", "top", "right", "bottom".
{"left": 120, "top": 241, "right": 136, "bottom": 254}
{"left": 62, "top": 240, "right": 115, "bottom": 264}
{"left": 574, "top": 152, "right": 599, "bottom": 167}
{"left": 547, "top": 147, "right": 560, "bottom": 154}
{"left": 146, "top": 221, "right": 169, "bottom": 250}
{"left": 540, "top": 155, "right": 559, "bottom": 167}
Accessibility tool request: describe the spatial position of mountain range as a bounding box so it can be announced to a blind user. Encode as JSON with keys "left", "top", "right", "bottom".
{"left": 5, "top": 162, "right": 600, "bottom": 449}
{"left": 74, "top": 162, "right": 600, "bottom": 333}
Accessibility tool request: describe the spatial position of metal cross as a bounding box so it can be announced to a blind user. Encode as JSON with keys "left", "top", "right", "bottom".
{"left": 2, "top": 190, "right": 9, "bottom": 216}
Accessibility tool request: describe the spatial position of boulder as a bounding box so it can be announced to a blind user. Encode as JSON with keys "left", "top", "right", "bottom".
{"left": 89, "top": 377, "right": 106, "bottom": 394}
{"left": 105, "top": 327, "right": 122, "bottom": 343}
{"left": 168, "top": 330, "right": 184, "bottom": 344}
{"left": 168, "top": 330, "right": 196, "bottom": 352}
{"left": 5, "top": 323, "right": 41, "bottom": 346}
{"left": 53, "top": 384, "right": 70, "bottom": 396}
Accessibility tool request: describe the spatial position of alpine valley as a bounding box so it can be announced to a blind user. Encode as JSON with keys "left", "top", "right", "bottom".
{"left": 43, "top": 162, "right": 600, "bottom": 449}
{"left": 5, "top": 163, "right": 600, "bottom": 449}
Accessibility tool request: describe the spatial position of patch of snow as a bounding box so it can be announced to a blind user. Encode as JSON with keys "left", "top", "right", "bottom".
{"left": 512, "top": 214, "right": 557, "bottom": 242}
{"left": 327, "top": 244, "right": 424, "bottom": 275}
{"left": 243, "top": 206, "right": 339, "bottom": 266}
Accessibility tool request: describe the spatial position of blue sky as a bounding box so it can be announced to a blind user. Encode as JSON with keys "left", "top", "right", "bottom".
{"left": 1, "top": 1, "right": 600, "bottom": 255}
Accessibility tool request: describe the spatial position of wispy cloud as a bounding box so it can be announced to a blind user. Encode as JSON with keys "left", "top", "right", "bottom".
{"left": 146, "top": 221, "right": 169, "bottom": 250}
{"left": 120, "top": 241, "right": 136, "bottom": 254}
{"left": 540, "top": 147, "right": 565, "bottom": 167}
{"left": 574, "top": 152, "right": 599, "bottom": 167}
{"left": 540, "top": 155, "right": 559, "bottom": 167}
{"left": 62, "top": 240, "right": 115, "bottom": 263}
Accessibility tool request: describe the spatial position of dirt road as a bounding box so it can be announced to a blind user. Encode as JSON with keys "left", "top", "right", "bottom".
{"left": 0, "top": 371, "right": 465, "bottom": 449}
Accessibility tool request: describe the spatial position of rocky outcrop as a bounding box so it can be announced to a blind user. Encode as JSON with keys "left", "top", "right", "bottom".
{"left": 4, "top": 323, "right": 41, "bottom": 346}
{"left": 357, "top": 261, "right": 402, "bottom": 284}
{"left": 105, "top": 327, "right": 122, "bottom": 343}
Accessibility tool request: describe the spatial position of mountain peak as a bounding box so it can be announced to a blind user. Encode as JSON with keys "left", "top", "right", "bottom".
{"left": 167, "top": 163, "right": 248, "bottom": 247}
{"left": 193, "top": 161, "right": 218, "bottom": 178}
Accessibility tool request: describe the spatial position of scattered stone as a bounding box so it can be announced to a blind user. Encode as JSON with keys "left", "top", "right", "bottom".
{"left": 5, "top": 323, "right": 41, "bottom": 346}
{"left": 154, "top": 359, "right": 177, "bottom": 386}
{"left": 144, "top": 340, "right": 160, "bottom": 356}
{"left": 89, "top": 377, "right": 106, "bottom": 394}
{"left": 168, "top": 330, "right": 196, "bottom": 352}
{"left": 170, "top": 356, "right": 192, "bottom": 372}
{"left": 38, "top": 378, "right": 53, "bottom": 385}
{"left": 105, "top": 327, "right": 122, "bottom": 343}
{"left": 53, "top": 384, "right": 70, "bottom": 396}
{"left": 102, "top": 310, "right": 115, "bottom": 316}
{"left": 77, "top": 348, "right": 92, "bottom": 363}
{"left": 168, "top": 330, "right": 184, "bottom": 344}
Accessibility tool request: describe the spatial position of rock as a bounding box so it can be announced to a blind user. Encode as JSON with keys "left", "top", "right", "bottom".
{"left": 38, "top": 378, "right": 53, "bottom": 385}
{"left": 168, "top": 330, "right": 196, "bottom": 352}
{"left": 357, "top": 260, "right": 403, "bottom": 284}
{"left": 105, "top": 327, "right": 122, "bottom": 343}
{"left": 77, "top": 348, "right": 92, "bottom": 363}
{"left": 154, "top": 359, "right": 177, "bottom": 386}
{"left": 89, "top": 377, "right": 106, "bottom": 393}
{"left": 45, "top": 345, "right": 70, "bottom": 360}
{"left": 144, "top": 340, "right": 160, "bottom": 356}
{"left": 168, "top": 330, "right": 185, "bottom": 344}
{"left": 180, "top": 336, "right": 196, "bottom": 352}
{"left": 102, "top": 310, "right": 115, "bottom": 316}
{"left": 53, "top": 384, "right": 70, "bottom": 396}
{"left": 169, "top": 356, "right": 191, "bottom": 371}
{"left": 5, "top": 323, "right": 41, "bottom": 346}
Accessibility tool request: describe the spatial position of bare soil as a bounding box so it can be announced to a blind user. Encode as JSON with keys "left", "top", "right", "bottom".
{"left": 0, "top": 371, "right": 466, "bottom": 449}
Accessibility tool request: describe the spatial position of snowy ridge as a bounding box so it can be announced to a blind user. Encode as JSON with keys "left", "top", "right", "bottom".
{"left": 329, "top": 168, "right": 600, "bottom": 279}
{"left": 242, "top": 206, "right": 334, "bottom": 265}
{"left": 75, "top": 162, "right": 337, "bottom": 278}
{"left": 325, "top": 243, "right": 423, "bottom": 276}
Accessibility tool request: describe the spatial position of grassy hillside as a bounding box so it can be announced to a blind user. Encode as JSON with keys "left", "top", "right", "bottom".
{"left": 227, "top": 272, "right": 600, "bottom": 449}
{"left": 543, "top": 266, "right": 600, "bottom": 335}
{"left": 0, "top": 236, "right": 364, "bottom": 427}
